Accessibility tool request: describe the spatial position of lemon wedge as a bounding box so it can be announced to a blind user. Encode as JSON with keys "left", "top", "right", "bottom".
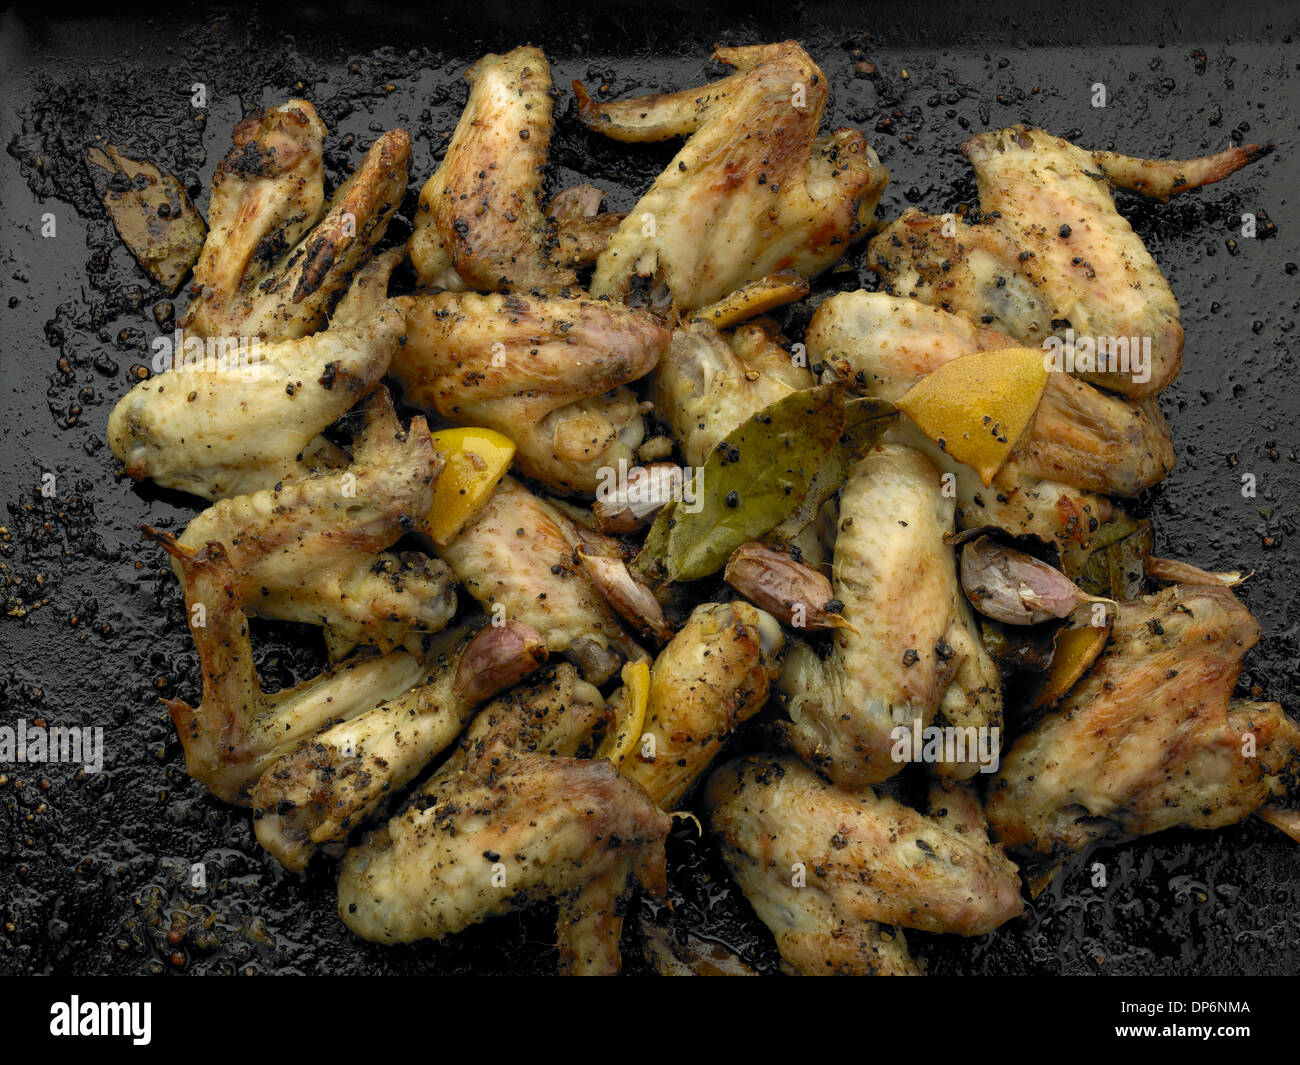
{"left": 1026, "top": 619, "right": 1111, "bottom": 710}
{"left": 598, "top": 659, "right": 651, "bottom": 766}
{"left": 897, "top": 347, "right": 1048, "bottom": 486}
{"left": 422, "top": 427, "right": 515, "bottom": 545}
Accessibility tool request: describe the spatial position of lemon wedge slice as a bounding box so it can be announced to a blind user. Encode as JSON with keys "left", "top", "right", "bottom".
{"left": 897, "top": 347, "right": 1048, "bottom": 486}
{"left": 422, "top": 427, "right": 516, "bottom": 545}
{"left": 598, "top": 659, "right": 651, "bottom": 766}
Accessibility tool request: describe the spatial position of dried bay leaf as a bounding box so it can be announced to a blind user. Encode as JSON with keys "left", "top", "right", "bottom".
{"left": 85, "top": 142, "right": 206, "bottom": 293}
{"left": 638, "top": 384, "right": 846, "bottom": 582}
{"left": 768, "top": 396, "right": 896, "bottom": 543}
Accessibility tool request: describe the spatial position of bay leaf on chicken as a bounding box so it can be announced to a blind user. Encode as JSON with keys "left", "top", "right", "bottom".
{"left": 769, "top": 396, "right": 896, "bottom": 543}
{"left": 651, "top": 384, "right": 847, "bottom": 582}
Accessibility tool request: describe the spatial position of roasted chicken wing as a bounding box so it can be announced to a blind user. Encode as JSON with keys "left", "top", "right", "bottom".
{"left": 393, "top": 291, "right": 668, "bottom": 495}
{"left": 780, "top": 445, "right": 1002, "bottom": 786}
{"left": 147, "top": 392, "right": 445, "bottom": 801}
{"left": 801, "top": 291, "right": 1125, "bottom": 573}
{"left": 576, "top": 42, "right": 888, "bottom": 316}
{"left": 987, "top": 584, "right": 1300, "bottom": 855}
{"left": 340, "top": 755, "right": 668, "bottom": 972}
{"left": 183, "top": 101, "right": 409, "bottom": 340}
{"left": 153, "top": 537, "right": 431, "bottom": 804}
{"left": 339, "top": 665, "right": 669, "bottom": 973}
{"left": 409, "top": 47, "right": 576, "bottom": 293}
{"left": 809, "top": 291, "right": 1175, "bottom": 498}
{"left": 169, "top": 389, "right": 453, "bottom": 659}
{"left": 705, "top": 755, "right": 1024, "bottom": 975}
{"left": 868, "top": 126, "right": 1268, "bottom": 396}
{"left": 110, "top": 252, "right": 403, "bottom": 501}
{"left": 251, "top": 621, "right": 547, "bottom": 871}
{"left": 436, "top": 476, "right": 645, "bottom": 683}
{"left": 656, "top": 319, "right": 814, "bottom": 468}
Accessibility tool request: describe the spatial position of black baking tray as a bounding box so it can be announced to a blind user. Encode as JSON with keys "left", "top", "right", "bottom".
{"left": 0, "top": 0, "right": 1296, "bottom": 976}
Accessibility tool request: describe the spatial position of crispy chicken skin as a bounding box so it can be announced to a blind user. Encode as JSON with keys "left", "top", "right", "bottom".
{"left": 868, "top": 126, "right": 1268, "bottom": 397}
{"left": 577, "top": 42, "right": 888, "bottom": 316}
{"left": 781, "top": 445, "right": 1002, "bottom": 787}
{"left": 182, "top": 100, "right": 327, "bottom": 336}
{"left": 251, "top": 622, "right": 547, "bottom": 871}
{"left": 809, "top": 291, "right": 1175, "bottom": 498}
{"left": 705, "top": 755, "right": 1024, "bottom": 975}
{"left": 173, "top": 390, "right": 453, "bottom": 660}
{"left": 656, "top": 319, "right": 815, "bottom": 468}
{"left": 987, "top": 584, "right": 1300, "bottom": 855}
{"left": 409, "top": 47, "right": 575, "bottom": 293}
{"left": 339, "top": 665, "right": 669, "bottom": 974}
{"left": 394, "top": 291, "right": 668, "bottom": 495}
{"left": 110, "top": 253, "right": 403, "bottom": 502}
{"left": 623, "top": 602, "right": 785, "bottom": 808}
{"left": 436, "top": 477, "right": 644, "bottom": 683}
{"left": 184, "top": 100, "right": 409, "bottom": 340}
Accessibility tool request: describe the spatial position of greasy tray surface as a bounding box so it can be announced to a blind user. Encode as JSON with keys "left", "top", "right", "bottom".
{"left": 0, "top": 2, "right": 1296, "bottom": 975}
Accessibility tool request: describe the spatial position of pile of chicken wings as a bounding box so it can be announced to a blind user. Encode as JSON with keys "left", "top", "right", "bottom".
{"left": 107, "top": 41, "right": 1297, "bottom": 975}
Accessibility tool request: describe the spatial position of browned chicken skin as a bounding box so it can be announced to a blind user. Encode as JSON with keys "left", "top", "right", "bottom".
{"left": 184, "top": 101, "right": 409, "bottom": 340}
{"left": 706, "top": 754, "right": 1024, "bottom": 975}
{"left": 154, "top": 538, "right": 431, "bottom": 805}
{"left": 781, "top": 445, "right": 1003, "bottom": 787}
{"left": 801, "top": 291, "right": 1127, "bottom": 574}
{"left": 409, "top": 47, "right": 576, "bottom": 293}
{"left": 577, "top": 41, "right": 888, "bottom": 316}
{"left": 172, "top": 390, "right": 454, "bottom": 659}
{"left": 547, "top": 184, "right": 626, "bottom": 270}
{"left": 868, "top": 126, "right": 1268, "bottom": 397}
{"left": 809, "top": 291, "right": 1175, "bottom": 498}
{"left": 393, "top": 292, "right": 668, "bottom": 495}
{"left": 251, "top": 621, "right": 548, "bottom": 871}
{"left": 656, "top": 318, "right": 815, "bottom": 469}
{"left": 340, "top": 755, "right": 669, "bottom": 973}
{"left": 425, "top": 663, "right": 608, "bottom": 797}
{"left": 109, "top": 252, "right": 405, "bottom": 502}
{"left": 183, "top": 100, "right": 326, "bottom": 336}
{"left": 339, "top": 665, "right": 669, "bottom": 974}
{"left": 987, "top": 584, "right": 1300, "bottom": 855}
{"left": 150, "top": 397, "right": 443, "bottom": 803}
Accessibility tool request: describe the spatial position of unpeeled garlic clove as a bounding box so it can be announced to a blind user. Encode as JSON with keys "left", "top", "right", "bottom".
{"left": 961, "top": 536, "right": 1112, "bottom": 625}
{"left": 452, "top": 620, "right": 548, "bottom": 704}
{"left": 723, "top": 542, "right": 854, "bottom": 632}
{"left": 593, "top": 462, "right": 686, "bottom": 534}
{"left": 578, "top": 549, "right": 675, "bottom": 642}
